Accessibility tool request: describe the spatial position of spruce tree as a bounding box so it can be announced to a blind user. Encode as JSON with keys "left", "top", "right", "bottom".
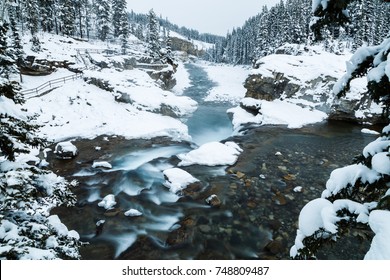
{"left": 94, "top": 0, "right": 111, "bottom": 41}
{"left": 111, "top": 0, "right": 127, "bottom": 37}
{"left": 39, "top": 0, "right": 55, "bottom": 33}
{"left": 59, "top": 0, "right": 76, "bottom": 36}
{"left": 147, "top": 9, "right": 161, "bottom": 61}
{"left": 25, "top": 0, "right": 41, "bottom": 51}
{"left": 74, "top": 0, "right": 90, "bottom": 38}
{"left": 7, "top": 2, "right": 23, "bottom": 62}
{"left": 161, "top": 29, "right": 174, "bottom": 65}
{"left": 111, "top": 0, "right": 129, "bottom": 54}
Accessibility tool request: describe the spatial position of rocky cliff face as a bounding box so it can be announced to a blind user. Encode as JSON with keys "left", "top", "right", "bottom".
{"left": 148, "top": 66, "right": 177, "bottom": 91}
{"left": 170, "top": 37, "right": 204, "bottom": 57}
{"left": 244, "top": 73, "right": 299, "bottom": 101}
{"left": 242, "top": 51, "right": 385, "bottom": 124}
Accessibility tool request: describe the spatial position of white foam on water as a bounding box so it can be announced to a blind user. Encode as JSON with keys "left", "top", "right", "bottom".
{"left": 111, "top": 146, "right": 191, "bottom": 171}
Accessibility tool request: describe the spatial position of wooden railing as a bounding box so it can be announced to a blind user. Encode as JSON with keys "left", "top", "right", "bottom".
{"left": 21, "top": 73, "right": 84, "bottom": 99}
{"left": 76, "top": 48, "right": 119, "bottom": 56}
{"left": 20, "top": 47, "right": 123, "bottom": 99}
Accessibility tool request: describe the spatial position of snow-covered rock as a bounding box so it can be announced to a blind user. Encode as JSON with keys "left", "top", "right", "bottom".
{"left": 361, "top": 128, "right": 380, "bottom": 135}
{"left": 163, "top": 168, "right": 199, "bottom": 194}
{"left": 178, "top": 141, "right": 243, "bottom": 166}
{"left": 229, "top": 98, "right": 327, "bottom": 130}
{"left": 124, "top": 209, "right": 143, "bottom": 217}
{"left": 54, "top": 141, "right": 78, "bottom": 159}
{"left": 92, "top": 161, "right": 112, "bottom": 169}
{"left": 241, "top": 47, "right": 385, "bottom": 124}
{"left": 98, "top": 194, "right": 117, "bottom": 210}
{"left": 205, "top": 194, "right": 222, "bottom": 208}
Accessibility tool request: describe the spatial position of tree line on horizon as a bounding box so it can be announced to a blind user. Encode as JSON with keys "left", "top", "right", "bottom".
{"left": 207, "top": 0, "right": 390, "bottom": 65}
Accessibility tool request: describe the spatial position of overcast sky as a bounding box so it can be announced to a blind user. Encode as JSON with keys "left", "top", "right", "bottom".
{"left": 126, "top": 0, "right": 281, "bottom": 36}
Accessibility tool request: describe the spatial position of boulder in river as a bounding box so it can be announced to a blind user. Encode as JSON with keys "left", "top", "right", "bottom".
{"left": 54, "top": 141, "right": 78, "bottom": 159}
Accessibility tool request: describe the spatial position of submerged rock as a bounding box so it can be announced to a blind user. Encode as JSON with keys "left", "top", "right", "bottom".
{"left": 205, "top": 194, "right": 222, "bottom": 208}
{"left": 272, "top": 192, "right": 288, "bottom": 206}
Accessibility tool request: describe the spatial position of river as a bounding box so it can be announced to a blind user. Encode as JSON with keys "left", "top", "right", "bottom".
{"left": 50, "top": 63, "right": 379, "bottom": 260}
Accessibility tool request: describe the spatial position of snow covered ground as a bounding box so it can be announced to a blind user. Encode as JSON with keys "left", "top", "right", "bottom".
{"left": 200, "top": 62, "right": 250, "bottom": 104}
{"left": 229, "top": 98, "right": 327, "bottom": 130}
{"left": 25, "top": 80, "right": 190, "bottom": 142}
{"left": 21, "top": 33, "right": 195, "bottom": 142}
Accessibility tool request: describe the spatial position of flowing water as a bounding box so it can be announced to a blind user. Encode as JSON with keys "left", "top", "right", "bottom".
{"left": 51, "top": 64, "right": 380, "bottom": 260}
{"left": 181, "top": 63, "right": 233, "bottom": 145}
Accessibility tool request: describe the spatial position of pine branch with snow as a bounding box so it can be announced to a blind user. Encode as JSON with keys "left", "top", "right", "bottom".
{"left": 291, "top": 124, "right": 390, "bottom": 259}
{"left": 291, "top": 0, "right": 390, "bottom": 260}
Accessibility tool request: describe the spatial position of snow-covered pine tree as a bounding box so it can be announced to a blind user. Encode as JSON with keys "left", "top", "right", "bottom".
{"left": 255, "top": 6, "right": 270, "bottom": 59}
{"left": 372, "top": 0, "right": 388, "bottom": 45}
{"left": 350, "top": 0, "right": 365, "bottom": 51}
{"left": 111, "top": 0, "right": 129, "bottom": 54}
{"left": 94, "top": 0, "right": 111, "bottom": 41}
{"left": 24, "top": 0, "right": 41, "bottom": 51}
{"left": 161, "top": 29, "right": 174, "bottom": 65}
{"left": 147, "top": 9, "right": 161, "bottom": 62}
{"left": 287, "top": 0, "right": 310, "bottom": 44}
{"left": 291, "top": 0, "right": 390, "bottom": 260}
{"left": 59, "top": 0, "right": 76, "bottom": 36}
{"left": 134, "top": 24, "right": 144, "bottom": 40}
{"left": 73, "top": 0, "right": 90, "bottom": 39}
{"left": 111, "top": 0, "right": 126, "bottom": 37}
{"left": 38, "top": 0, "right": 55, "bottom": 33}
{"left": 7, "top": 2, "right": 23, "bottom": 62}
{"left": 0, "top": 15, "right": 81, "bottom": 260}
